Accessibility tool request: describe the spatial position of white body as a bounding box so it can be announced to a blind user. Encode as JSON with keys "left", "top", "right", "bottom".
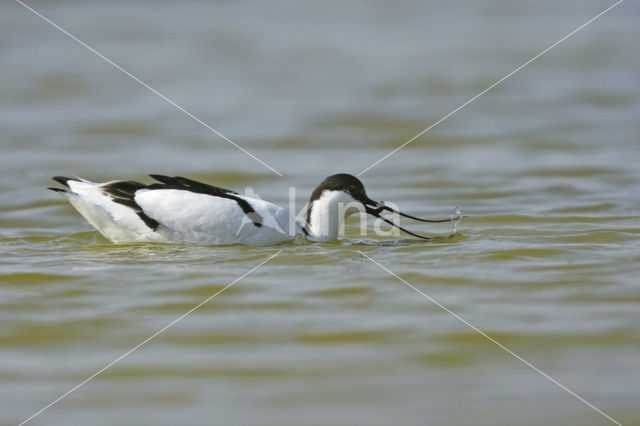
{"left": 62, "top": 179, "right": 296, "bottom": 246}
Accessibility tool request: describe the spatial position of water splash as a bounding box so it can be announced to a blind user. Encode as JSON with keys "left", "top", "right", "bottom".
{"left": 451, "top": 206, "right": 464, "bottom": 234}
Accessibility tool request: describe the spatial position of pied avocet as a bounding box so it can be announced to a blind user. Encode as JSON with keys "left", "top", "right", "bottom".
{"left": 49, "top": 173, "right": 456, "bottom": 246}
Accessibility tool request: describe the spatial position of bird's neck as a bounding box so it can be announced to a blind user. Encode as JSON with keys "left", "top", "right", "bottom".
{"left": 303, "top": 190, "right": 360, "bottom": 242}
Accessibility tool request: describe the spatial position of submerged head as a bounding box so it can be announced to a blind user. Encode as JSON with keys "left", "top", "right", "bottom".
{"left": 303, "top": 173, "right": 453, "bottom": 242}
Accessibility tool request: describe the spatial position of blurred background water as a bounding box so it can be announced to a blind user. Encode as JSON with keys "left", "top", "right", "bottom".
{"left": 1, "top": 0, "right": 639, "bottom": 425}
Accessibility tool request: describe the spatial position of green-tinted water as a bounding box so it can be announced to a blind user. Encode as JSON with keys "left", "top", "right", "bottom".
{"left": 1, "top": 1, "right": 639, "bottom": 425}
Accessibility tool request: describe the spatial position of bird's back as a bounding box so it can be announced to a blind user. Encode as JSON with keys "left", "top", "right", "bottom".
{"left": 50, "top": 176, "right": 295, "bottom": 246}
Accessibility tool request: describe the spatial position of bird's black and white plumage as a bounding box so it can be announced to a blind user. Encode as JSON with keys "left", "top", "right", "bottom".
{"left": 49, "top": 175, "right": 293, "bottom": 245}
{"left": 49, "top": 174, "right": 456, "bottom": 246}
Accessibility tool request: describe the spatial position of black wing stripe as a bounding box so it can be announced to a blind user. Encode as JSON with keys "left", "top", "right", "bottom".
{"left": 102, "top": 181, "right": 161, "bottom": 231}
{"left": 147, "top": 175, "right": 262, "bottom": 227}
{"left": 101, "top": 176, "right": 263, "bottom": 231}
{"left": 149, "top": 175, "right": 239, "bottom": 195}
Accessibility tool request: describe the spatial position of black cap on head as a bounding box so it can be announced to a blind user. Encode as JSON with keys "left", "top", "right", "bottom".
{"left": 309, "top": 173, "right": 375, "bottom": 206}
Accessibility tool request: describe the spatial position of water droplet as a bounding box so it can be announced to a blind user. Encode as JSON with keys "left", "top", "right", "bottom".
{"left": 451, "top": 206, "right": 463, "bottom": 234}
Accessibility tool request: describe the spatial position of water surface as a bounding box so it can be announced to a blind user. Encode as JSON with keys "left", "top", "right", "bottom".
{"left": 1, "top": 1, "right": 639, "bottom": 425}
